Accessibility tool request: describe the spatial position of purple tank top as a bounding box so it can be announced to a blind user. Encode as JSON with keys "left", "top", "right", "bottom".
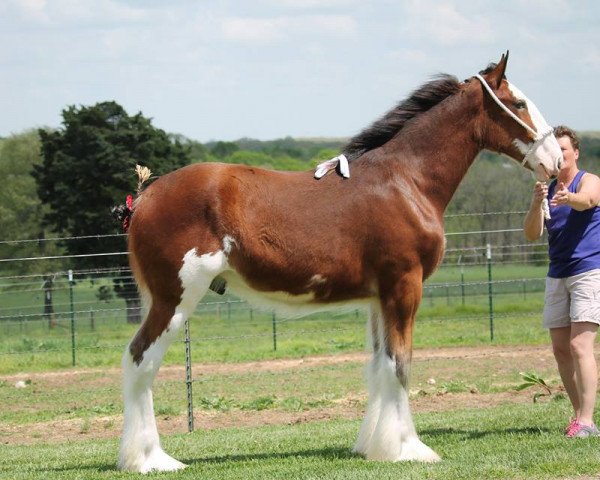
{"left": 546, "top": 170, "right": 600, "bottom": 278}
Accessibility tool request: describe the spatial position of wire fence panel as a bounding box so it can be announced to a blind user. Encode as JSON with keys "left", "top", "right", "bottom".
{"left": 0, "top": 219, "right": 554, "bottom": 431}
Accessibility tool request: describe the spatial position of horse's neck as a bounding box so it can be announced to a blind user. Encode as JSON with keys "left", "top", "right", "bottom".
{"left": 384, "top": 96, "right": 482, "bottom": 212}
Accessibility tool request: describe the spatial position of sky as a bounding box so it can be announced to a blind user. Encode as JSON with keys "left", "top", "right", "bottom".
{"left": 1, "top": 0, "right": 599, "bottom": 142}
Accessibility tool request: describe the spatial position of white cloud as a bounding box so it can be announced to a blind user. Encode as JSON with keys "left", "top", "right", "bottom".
{"left": 312, "top": 15, "right": 356, "bottom": 36}
{"left": 6, "top": 0, "right": 49, "bottom": 24}
{"left": 403, "top": 0, "right": 495, "bottom": 45}
{"left": 222, "top": 17, "right": 287, "bottom": 43}
{"left": 221, "top": 14, "right": 357, "bottom": 44}
{"left": 6, "top": 0, "right": 150, "bottom": 27}
{"left": 263, "top": 0, "right": 358, "bottom": 8}
{"left": 0, "top": 0, "right": 598, "bottom": 139}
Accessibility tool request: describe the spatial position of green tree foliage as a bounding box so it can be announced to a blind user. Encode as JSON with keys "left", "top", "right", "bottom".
{"left": 170, "top": 134, "right": 209, "bottom": 162}
{"left": 219, "top": 150, "right": 308, "bottom": 171}
{"left": 33, "top": 101, "right": 192, "bottom": 322}
{"left": 446, "top": 157, "right": 536, "bottom": 257}
{"left": 210, "top": 141, "right": 239, "bottom": 159}
{"left": 235, "top": 136, "right": 344, "bottom": 161}
{"left": 35, "top": 101, "right": 191, "bottom": 242}
{"left": 0, "top": 130, "right": 63, "bottom": 275}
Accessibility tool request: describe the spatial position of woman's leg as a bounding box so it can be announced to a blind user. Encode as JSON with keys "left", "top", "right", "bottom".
{"left": 569, "top": 322, "right": 598, "bottom": 425}
{"left": 550, "top": 326, "right": 580, "bottom": 418}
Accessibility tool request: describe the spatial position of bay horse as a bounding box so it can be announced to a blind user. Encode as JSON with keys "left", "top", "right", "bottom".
{"left": 118, "top": 53, "right": 562, "bottom": 472}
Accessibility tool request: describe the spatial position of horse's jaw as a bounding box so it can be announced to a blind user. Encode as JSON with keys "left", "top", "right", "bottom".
{"left": 533, "top": 135, "right": 563, "bottom": 181}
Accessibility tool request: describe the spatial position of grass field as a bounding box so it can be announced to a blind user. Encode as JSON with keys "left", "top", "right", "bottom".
{"left": 4, "top": 405, "right": 600, "bottom": 480}
{"left": 0, "top": 264, "right": 549, "bottom": 374}
{"left": 2, "top": 349, "right": 600, "bottom": 479}
{"left": 5, "top": 262, "right": 596, "bottom": 479}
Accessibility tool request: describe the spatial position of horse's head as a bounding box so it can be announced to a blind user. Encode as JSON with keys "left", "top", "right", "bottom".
{"left": 474, "top": 52, "right": 562, "bottom": 181}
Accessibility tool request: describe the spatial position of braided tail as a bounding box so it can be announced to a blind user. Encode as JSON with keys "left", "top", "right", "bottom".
{"left": 111, "top": 164, "right": 153, "bottom": 233}
{"left": 135, "top": 165, "right": 152, "bottom": 194}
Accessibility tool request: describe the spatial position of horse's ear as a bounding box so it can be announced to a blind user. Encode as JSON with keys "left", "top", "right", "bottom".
{"left": 487, "top": 51, "right": 509, "bottom": 89}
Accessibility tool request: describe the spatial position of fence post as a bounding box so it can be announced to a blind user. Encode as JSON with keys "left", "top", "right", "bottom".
{"left": 272, "top": 311, "right": 277, "bottom": 351}
{"left": 460, "top": 264, "right": 466, "bottom": 306}
{"left": 68, "top": 269, "right": 76, "bottom": 366}
{"left": 486, "top": 244, "right": 494, "bottom": 341}
{"left": 184, "top": 317, "right": 194, "bottom": 432}
{"left": 90, "top": 307, "right": 95, "bottom": 331}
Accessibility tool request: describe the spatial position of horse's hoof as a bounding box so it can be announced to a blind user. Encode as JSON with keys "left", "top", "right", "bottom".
{"left": 397, "top": 438, "right": 441, "bottom": 463}
{"left": 119, "top": 449, "right": 187, "bottom": 473}
{"left": 141, "top": 450, "right": 186, "bottom": 474}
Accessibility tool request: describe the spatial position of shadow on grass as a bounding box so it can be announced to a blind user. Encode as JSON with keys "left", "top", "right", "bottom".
{"left": 184, "top": 426, "right": 553, "bottom": 466}
{"left": 42, "top": 426, "right": 554, "bottom": 473}
{"left": 184, "top": 446, "right": 356, "bottom": 466}
{"left": 41, "top": 447, "right": 355, "bottom": 474}
{"left": 421, "top": 426, "right": 552, "bottom": 440}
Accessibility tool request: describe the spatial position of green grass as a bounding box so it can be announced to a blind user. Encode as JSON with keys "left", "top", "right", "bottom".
{"left": 0, "top": 300, "right": 549, "bottom": 374}
{"left": 0, "top": 343, "right": 560, "bottom": 427}
{"left": 1, "top": 402, "right": 599, "bottom": 479}
{"left": 0, "top": 264, "right": 550, "bottom": 374}
{"left": 1, "top": 262, "right": 587, "bottom": 479}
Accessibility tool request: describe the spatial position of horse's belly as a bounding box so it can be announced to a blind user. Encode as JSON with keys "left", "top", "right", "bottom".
{"left": 220, "top": 271, "right": 371, "bottom": 318}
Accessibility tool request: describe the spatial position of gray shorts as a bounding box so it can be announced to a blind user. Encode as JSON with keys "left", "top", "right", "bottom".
{"left": 543, "top": 269, "right": 600, "bottom": 329}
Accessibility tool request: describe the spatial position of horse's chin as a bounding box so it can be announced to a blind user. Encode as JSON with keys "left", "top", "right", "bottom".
{"left": 534, "top": 163, "right": 551, "bottom": 182}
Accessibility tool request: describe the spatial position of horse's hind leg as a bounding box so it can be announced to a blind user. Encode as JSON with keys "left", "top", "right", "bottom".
{"left": 119, "top": 246, "right": 228, "bottom": 473}
{"left": 119, "top": 295, "right": 188, "bottom": 473}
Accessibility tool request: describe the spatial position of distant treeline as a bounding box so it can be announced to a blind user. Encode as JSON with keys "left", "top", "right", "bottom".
{"left": 173, "top": 135, "right": 345, "bottom": 171}
{"left": 1, "top": 117, "right": 599, "bottom": 275}
{"left": 174, "top": 133, "right": 600, "bottom": 262}
{"left": 175, "top": 133, "right": 600, "bottom": 176}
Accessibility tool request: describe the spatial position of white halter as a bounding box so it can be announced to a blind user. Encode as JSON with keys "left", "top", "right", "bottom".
{"left": 474, "top": 74, "right": 553, "bottom": 168}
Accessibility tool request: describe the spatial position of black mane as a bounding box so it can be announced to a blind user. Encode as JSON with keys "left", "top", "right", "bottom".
{"left": 342, "top": 74, "right": 461, "bottom": 162}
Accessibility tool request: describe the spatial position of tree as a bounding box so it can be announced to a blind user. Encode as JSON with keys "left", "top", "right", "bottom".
{"left": 33, "top": 101, "right": 192, "bottom": 323}
{"left": 210, "top": 141, "right": 239, "bottom": 158}
{"left": 0, "top": 130, "right": 63, "bottom": 275}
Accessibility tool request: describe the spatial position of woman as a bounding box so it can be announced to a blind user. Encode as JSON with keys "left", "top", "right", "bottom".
{"left": 524, "top": 125, "right": 600, "bottom": 437}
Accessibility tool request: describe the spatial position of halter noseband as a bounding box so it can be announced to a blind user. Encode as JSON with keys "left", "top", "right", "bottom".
{"left": 474, "top": 74, "right": 553, "bottom": 168}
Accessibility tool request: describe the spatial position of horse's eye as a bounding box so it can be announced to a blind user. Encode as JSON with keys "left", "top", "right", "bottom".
{"left": 514, "top": 100, "right": 527, "bottom": 110}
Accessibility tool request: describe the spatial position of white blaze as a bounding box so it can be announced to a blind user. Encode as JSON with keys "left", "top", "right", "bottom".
{"left": 507, "top": 82, "right": 562, "bottom": 180}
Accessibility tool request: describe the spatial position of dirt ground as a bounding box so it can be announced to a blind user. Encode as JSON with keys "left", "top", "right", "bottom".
{"left": 0, "top": 344, "right": 559, "bottom": 445}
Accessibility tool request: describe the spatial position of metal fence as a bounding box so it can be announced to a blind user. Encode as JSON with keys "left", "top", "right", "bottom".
{"left": 0, "top": 217, "right": 552, "bottom": 431}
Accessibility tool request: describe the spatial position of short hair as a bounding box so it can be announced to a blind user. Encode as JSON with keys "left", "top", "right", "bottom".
{"left": 554, "top": 125, "right": 580, "bottom": 151}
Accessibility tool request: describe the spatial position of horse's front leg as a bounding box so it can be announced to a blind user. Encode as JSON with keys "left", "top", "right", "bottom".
{"left": 354, "top": 272, "right": 440, "bottom": 462}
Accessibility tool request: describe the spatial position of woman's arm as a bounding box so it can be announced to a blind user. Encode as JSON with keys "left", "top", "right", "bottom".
{"left": 524, "top": 182, "right": 547, "bottom": 241}
{"left": 551, "top": 173, "right": 600, "bottom": 211}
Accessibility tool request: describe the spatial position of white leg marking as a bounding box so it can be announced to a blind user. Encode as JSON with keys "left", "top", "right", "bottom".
{"left": 355, "top": 353, "right": 440, "bottom": 462}
{"left": 119, "top": 245, "right": 230, "bottom": 472}
{"left": 354, "top": 304, "right": 383, "bottom": 455}
{"left": 119, "top": 318, "right": 187, "bottom": 473}
{"left": 353, "top": 353, "right": 382, "bottom": 455}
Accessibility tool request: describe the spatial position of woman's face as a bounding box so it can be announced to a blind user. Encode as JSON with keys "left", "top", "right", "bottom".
{"left": 558, "top": 135, "right": 579, "bottom": 171}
